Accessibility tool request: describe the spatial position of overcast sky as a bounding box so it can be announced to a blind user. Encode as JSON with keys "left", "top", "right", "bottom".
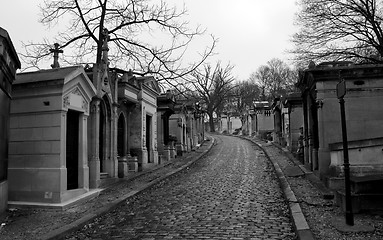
{"left": 1, "top": 0, "right": 298, "bottom": 81}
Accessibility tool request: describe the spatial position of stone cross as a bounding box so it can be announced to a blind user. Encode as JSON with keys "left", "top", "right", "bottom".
{"left": 50, "top": 43, "right": 63, "bottom": 69}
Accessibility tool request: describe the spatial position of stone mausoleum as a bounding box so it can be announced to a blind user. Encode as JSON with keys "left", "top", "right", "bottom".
{"left": 8, "top": 66, "right": 96, "bottom": 204}
{"left": 0, "top": 27, "right": 21, "bottom": 213}
{"left": 251, "top": 101, "right": 274, "bottom": 139}
{"left": 298, "top": 62, "right": 383, "bottom": 179}
{"left": 157, "top": 91, "right": 176, "bottom": 162}
{"left": 129, "top": 76, "right": 159, "bottom": 170}
{"left": 116, "top": 69, "right": 160, "bottom": 173}
{"left": 298, "top": 61, "right": 383, "bottom": 212}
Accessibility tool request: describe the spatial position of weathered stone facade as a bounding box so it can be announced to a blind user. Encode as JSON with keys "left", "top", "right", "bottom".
{"left": 0, "top": 27, "right": 20, "bottom": 213}
{"left": 169, "top": 100, "right": 205, "bottom": 156}
{"left": 9, "top": 66, "right": 96, "bottom": 204}
{"left": 157, "top": 91, "right": 176, "bottom": 162}
{"left": 251, "top": 101, "right": 274, "bottom": 139}
{"left": 297, "top": 62, "right": 383, "bottom": 181}
{"left": 271, "top": 94, "right": 304, "bottom": 154}
{"left": 283, "top": 93, "right": 304, "bottom": 155}
{"left": 116, "top": 70, "right": 140, "bottom": 175}
{"left": 125, "top": 76, "right": 159, "bottom": 170}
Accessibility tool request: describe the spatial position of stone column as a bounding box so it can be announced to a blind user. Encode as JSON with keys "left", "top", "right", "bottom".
{"left": 169, "top": 141, "right": 176, "bottom": 159}
{"left": 141, "top": 107, "right": 148, "bottom": 168}
{"left": 61, "top": 111, "right": 68, "bottom": 192}
{"left": 89, "top": 99, "right": 101, "bottom": 188}
{"left": 118, "top": 110, "right": 128, "bottom": 178}
{"left": 152, "top": 113, "right": 159, "bottom": 164}
{"left": 111, "top": 102, "right": 119, "bottom": 178}
{"left": 307, "top": 97, "right": 317, "bottom": 171}
{"left": 79, "top": 113, "right": 89, "bottom": 189}
{"left": 248, "top": 115, "right": 252, "bottom": 137}
{"left": 157, "top": 112, "right": 165, "bottom": 162}
{"left": 302, "top": 94, "right": 310, "bottom": 169}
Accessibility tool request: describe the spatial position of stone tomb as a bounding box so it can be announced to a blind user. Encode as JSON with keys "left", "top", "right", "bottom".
{"left": 0, "top": 27, "right": 21, "bottom": 213}
{"left": 116, "top": 70, "right": 141, "bottom": 174}
{"left": 283, "top": 93, "right": 304, "bottom": 155}
{"left": 251, "top": 101, "right": 274, "bottom": 139}
{"left": 156, "top": 91, "right": 176, "bottom": 162}
{"left": 298, "top": 62, "right": 383, "bottom": 179}
{"left": 128, "top": 76, "right": 159, "bottom": 170}
{"left": 8, "top": 66, "right": 96, "bottom": 204}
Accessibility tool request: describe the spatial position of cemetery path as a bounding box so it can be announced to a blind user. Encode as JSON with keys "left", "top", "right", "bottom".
{"left": 3, "top": 134, "right": 383, "bottom": 240}
{"left": 0, "top": 138, "right": 215, "bottom": 240}
{"left": 64, "top": 134, "right": 296, "bottom": 240}
{"left": 246, "top": 136, "right": 383, "bottom": 240}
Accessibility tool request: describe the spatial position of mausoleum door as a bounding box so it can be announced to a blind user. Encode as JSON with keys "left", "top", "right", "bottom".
{"left": 164, "top": 115, "right": 169, "bottom": 145}
{"left": 66, "top": 109, "right": 80, "bottom": 190}
{"left": 99, "top": 103, "right": 105, "bottom": 172}
{"left": 146, "top": 115, "right": 152, "bottom": 163}
{"left": 310, "top": 95, "right": 319, "bottom": 170}
{"left": 117, "top": 114, "right": 126, "bottom": 157}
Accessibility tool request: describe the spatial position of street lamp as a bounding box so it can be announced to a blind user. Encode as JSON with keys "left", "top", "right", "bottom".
{"left": 336, "top": 77, "right": 354, "bottom": 226}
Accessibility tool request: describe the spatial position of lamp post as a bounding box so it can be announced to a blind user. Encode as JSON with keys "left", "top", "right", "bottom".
{"left": 336, "top": 78, "right": 354, "bottom": 226}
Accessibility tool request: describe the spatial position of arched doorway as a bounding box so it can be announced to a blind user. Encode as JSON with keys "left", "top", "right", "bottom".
{"left": 117, "top": 113, "right": 126, "bottom": 158}
{"left": 146, "top": 115, "right": 152, "bottom": 163}
{"left": 99, "top": 102, "right": 105, "bottom": 172}
{"left": 310, "top": 94, "right": 319, "bottom": 171}
{"left": 66, "top": 109, "right": 80, "bottom": 190}
{"left": 99, "top": 95, "right": 112, "bottom": 175}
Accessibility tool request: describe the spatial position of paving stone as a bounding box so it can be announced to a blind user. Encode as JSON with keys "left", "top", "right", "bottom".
{"left": 65, "top": 135, "right": 296, "bottom": 239}
{"left": 284, "top": 166, "right": 304, "bottom": 177}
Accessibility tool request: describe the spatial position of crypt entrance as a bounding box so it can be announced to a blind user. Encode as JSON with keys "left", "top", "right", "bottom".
{"left": 66, "top": 109, "right": 80, "bottom": 190}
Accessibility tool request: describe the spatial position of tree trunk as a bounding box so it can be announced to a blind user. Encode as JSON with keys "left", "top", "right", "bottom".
{"left": 208, "top": 113, "right": 215, "bottom": 132}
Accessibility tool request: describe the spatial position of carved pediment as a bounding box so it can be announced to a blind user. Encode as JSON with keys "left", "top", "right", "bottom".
{"left": 63, "top": 85, "right": 89, "bottom": 114}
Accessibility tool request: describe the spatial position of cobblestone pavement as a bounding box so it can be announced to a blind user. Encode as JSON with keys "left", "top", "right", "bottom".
{"left": 0, "top": 137, "right": 213, "bottom": 240}
{"left": 66, "top": 135, "right": 296, "bottom": 240}
{"left": 248, "top": 137, "right": 383, "bottom": 240}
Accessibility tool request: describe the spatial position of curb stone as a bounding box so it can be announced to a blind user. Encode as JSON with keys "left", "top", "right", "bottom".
{"left": 40, "top": 136, "right": 216, "bottom": 240}
{"left": 239, "top": 136, "right": 316, "bottom": 240}
{"left": 270, "top": 142, "right": 334, "bottom": 200}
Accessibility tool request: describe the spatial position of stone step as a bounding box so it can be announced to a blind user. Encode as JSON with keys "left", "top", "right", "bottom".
{"left": 100, "top": 172, "right": 109, "bottom": 179}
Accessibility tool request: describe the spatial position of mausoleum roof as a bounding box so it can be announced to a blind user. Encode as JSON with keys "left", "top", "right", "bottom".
{"left": 15, "top": 66, "right": 83, "bottom": 84}
{"left": 0, "top": 27, "right": 21, "bottom": 69}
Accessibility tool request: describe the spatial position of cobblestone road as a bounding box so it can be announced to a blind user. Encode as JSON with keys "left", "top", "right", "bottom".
{"left": 66, "top": 135, "right": 296, "bottom": 240}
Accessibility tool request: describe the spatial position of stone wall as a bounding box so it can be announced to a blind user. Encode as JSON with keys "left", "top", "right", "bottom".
{"left": 8, "top": 99, "right": 63, "bottom": 202}
{"left": 0, "top": 90, "right": 10, "bottom": 213}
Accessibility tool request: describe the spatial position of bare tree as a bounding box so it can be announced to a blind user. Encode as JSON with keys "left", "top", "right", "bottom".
{"left": 231, "top": 80, "right": 260, "bottom": 126}
{"left": 20, "top": 0, "right": 216, "bottom": 88}
{"left": 189, "top": 62, "right": 236, "bottom": 132}
{"left": 250, "top": 65, "right": 269, "bottom": 100}
{"left": 292, "top": 0, "right": 383, "bottom": 67}
{"left": 250, "top": 58, "right": 296, "bottom": 101}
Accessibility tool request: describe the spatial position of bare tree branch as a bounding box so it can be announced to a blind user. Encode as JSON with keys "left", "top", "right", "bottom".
{"left": 186, "top": 62, "right": 236, "bottom": 132}
{"left": 291, "top": 0, "right": 383, "bottom": 67}
{"left": 250, "top": 58, "right": 297, "bottom": 101}
{"left": 21, "top": 0, "right": 216, "bottom": 87}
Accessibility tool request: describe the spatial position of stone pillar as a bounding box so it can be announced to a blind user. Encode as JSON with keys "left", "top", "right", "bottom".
{"left": 118, "top": 155, "right": 128, "bottom": 178}
{"left": 118, "top": 110, "right": 128, "bottom": 178}
{"left": 152, "top": 114, "right": 159, "bottom": 164}
{"left": 127, "top": 155, "right": 139, "bottom": 172}
{"left": 61, "top": 111, "right": 68, "bottom": 192}
{"left": 157, "top": 112, "right": 165, "bottom": 159}
{"left": 169, "top": 141, "right": 176, "bottom": 159}
{"left": 89, "top": 99, "right": 101, "bottom": 188}
{"left": 79, "top": 114, "right": 89, "bottom": 189}
{"left": 248, "top": 115, "right": 252, "bottom": 137}
{"left": 302, "top": 95, "right": 310, "bottom": 169}
{"left": 111, "top": 103, "right": 119, "bottom": 178}
{"left": 307, "top": 97, "right": 318, "bottom": 171}
{"left": 163, "top": 145, "right": 171, "bottom": 161}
